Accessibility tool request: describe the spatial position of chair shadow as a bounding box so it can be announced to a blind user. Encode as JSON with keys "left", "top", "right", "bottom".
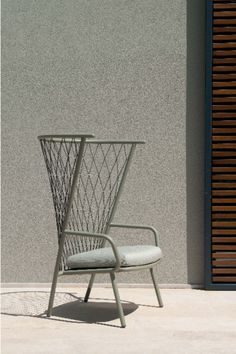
{"left": 51, "top": 299, "right": 138, "bottom": 323}
{"left": 1, "top": 291, "right": 138, "bottom": 328}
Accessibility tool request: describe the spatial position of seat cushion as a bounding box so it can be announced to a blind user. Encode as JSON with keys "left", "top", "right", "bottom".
{"left": 67, "top": 245, "right": 162, "bottom": 269}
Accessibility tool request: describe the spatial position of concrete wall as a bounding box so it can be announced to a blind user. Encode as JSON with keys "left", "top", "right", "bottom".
{"left": 2, "top": 0, "right": 205, "bottom": 285}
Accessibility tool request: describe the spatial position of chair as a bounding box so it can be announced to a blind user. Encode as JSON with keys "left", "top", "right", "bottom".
{"left": 38, "top": 134, "right": 163, "bottom": 328}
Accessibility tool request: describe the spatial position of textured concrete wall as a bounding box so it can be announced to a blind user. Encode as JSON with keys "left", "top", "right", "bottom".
{"left": 2, "top": 0, "right": 205, "bottom": 284}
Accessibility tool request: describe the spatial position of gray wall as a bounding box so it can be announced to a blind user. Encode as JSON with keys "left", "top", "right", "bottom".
{"left": 2, "top": 0, "right": 205, "bottom": 284}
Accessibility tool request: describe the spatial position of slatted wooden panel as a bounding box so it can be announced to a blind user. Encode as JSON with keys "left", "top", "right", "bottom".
{"left": 212, "top": 0, "right": 236, "bottom": 283}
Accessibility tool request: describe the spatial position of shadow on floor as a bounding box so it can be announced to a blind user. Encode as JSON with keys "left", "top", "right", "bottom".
{"left": 1, "top": 291, "right": 138, "bottom": 327}
{"left": 52, "top": 299, "right": 138, "bottom": 323}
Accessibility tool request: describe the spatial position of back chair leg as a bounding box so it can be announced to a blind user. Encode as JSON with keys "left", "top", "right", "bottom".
{"left": 84, "top": 274, "right": 96, "bottom": 302}
{"left": 150, "top": 268, "right": 163, "bottom": 307}
{"left": 110, "top": 272, "right": 126, "bottom": 328}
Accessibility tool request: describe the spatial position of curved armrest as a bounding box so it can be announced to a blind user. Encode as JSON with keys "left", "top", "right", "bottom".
{"left": 109, "top": 223, "right": 160, "bottom": 246}
{"left": 64, "top": 230, "right": 121, "bottom": 270}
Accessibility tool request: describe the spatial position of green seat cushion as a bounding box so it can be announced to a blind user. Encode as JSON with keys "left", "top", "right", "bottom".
{"left": 67, "top": 245, "right": 162, "bottom": 269}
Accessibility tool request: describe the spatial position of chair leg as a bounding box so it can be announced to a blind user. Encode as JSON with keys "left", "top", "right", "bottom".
{"left": 110, "top": 273, "right": 126, "bottom": 328}
{"left": 47, "top": 263, "right": 60, "bottom": 317}
{"left": 84, "top": 274, "right": 96, "bottom": 302}
{"left": 150, "top": 268, "right": 163, "bottom": 307}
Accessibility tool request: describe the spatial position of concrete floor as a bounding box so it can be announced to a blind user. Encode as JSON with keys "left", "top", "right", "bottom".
{"left": 1, "top": 287, "right": 236, "bottom": 354}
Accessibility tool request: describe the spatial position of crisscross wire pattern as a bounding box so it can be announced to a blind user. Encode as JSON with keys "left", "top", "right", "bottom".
{"left": 40, "top": 138, "right": 133, "bottom": 269}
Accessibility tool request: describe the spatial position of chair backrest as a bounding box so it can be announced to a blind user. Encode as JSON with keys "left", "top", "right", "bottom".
{"left": 39, "top": 134, "right": 144, "bottom": 269}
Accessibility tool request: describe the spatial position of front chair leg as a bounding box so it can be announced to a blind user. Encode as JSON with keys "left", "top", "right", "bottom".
{"left": 150, "top": 268, "right": 164, "bottom": 307}
{"left": 47, "top": 266, "right": 60, "bottom": 317}
{"left": 84, "top": 274, "right": 96, "bottom": 302}
{"left": 110, "top": 272, "right": 126, "bottom": 328}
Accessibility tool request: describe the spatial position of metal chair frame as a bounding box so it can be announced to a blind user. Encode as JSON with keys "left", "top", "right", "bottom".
{"left": 38, "top": 134, "right": 163, "bottom": 328}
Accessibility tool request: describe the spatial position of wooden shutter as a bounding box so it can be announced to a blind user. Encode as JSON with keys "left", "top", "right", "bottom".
{"left": 206, "top": 0, "right": 236, "bottom": 289}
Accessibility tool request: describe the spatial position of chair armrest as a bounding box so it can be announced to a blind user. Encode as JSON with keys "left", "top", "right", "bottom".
{"left": 63, "top": 230, "right": 121, "bottom": 270}
{"left": 109, "top": 223, "right": 160, "bottom": 246}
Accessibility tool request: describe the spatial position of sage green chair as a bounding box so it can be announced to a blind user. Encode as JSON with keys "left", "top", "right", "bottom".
{"left": 38, "top": 134, "right": 163, "bottom": 328}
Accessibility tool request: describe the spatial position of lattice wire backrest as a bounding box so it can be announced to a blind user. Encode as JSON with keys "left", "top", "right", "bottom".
{"left": 39, "top": 137, "right": 134, "bottom": 269}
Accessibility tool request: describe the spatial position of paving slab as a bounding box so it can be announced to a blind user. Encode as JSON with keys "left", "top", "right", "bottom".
{"left": 1, "top": 288, "right": 236, "bottom": 354}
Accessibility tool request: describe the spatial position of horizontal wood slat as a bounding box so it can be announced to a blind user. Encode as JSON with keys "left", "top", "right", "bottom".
{"left": 214, "top": 19, "right": 236, "bottom": 25}
{"left": 213, "top": 268, "right": 236, "bottom": 274}
{"left": 212, "top": 245, "right": 236, "bottom": 250}
{"left": 213, "top": 65, "right": 236, "bottom": 71}
{"left": 213, "top": 43, "right": 236, "bottom": 49}
{"left": 214, "top": 4, "right": 236, "bottom": 10}
{"left": 213, "top": 269, "right": 236, "bottom": 276}
{"left": 212, "top": 229, "right": 236, "bottom": 235}
{"left": 212, "top": 142, "right": 236, "bottom": 148}
{"left": 212, "top": 175, "right": 236, "bottom": 181}
{"left": 212, "top": 182, "right": 236, "bottom": 188}
{"left": 212, "top": 120, "right": 236, "bottom": 127}
{"left": 212, "top": 151, "right": 236, "bottom": 157}
{"left": 213, "top": 32, "right": 236, "bottom": 38}
{"left": 213, "top": 0, "right": 235, "bottom": 3}
{"left": 212, "top": 213, "right": 236, "bottom": 218}
{"left": 214, "top": 11, "right": 236, "bottom": 18}
{"left": 212, "top": 276, "right": 236, "bottom": 282}
{"left": 213, "top": 260, "right": 236, "bottom": 266}
{"left": 212, "top": 206, "right": 236, "bottom": 211}
{"left": 213, "top": 89, "right": 236, "bottom": 95}
{"left": 212, "top": 128, "right": 236, "bottom": 134}
{"left": 213, "top": 252, "right": 236, "bottom": 259}
{"left": 213, "top": 73, "right": 236, "bottom": 80}
{"left": 212, "top": 190, "right": 236, "bottom": 196}
{"left": 212, "top": 166, "right": 236, "bottom": 171}
{"left": 212, "top": 221, "right": 236, "bottom": 227}
{"left": 213, "top": 55, "right": 236, "bottom": 65}
{"left": 212, "top": 136, "right": 236, "bottom": 141}
{"left": 213, "top": 97, "right": 236, "bottom": 102}
{"left": 212, "top": 237, "right": 236, "bottom": 243}
{"left": 213, "top": 28, "right": 236, "bottom": 34}
{"left": 212, "top": 112, "right": 236, "bottom": 118}
{"left": 213, "top": 82, "right": 236, "bottom": 87}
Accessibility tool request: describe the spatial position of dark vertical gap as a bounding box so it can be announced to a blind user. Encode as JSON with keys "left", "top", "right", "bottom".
{"left": 186, "top": 0, "right": 206, "bottom": 286}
